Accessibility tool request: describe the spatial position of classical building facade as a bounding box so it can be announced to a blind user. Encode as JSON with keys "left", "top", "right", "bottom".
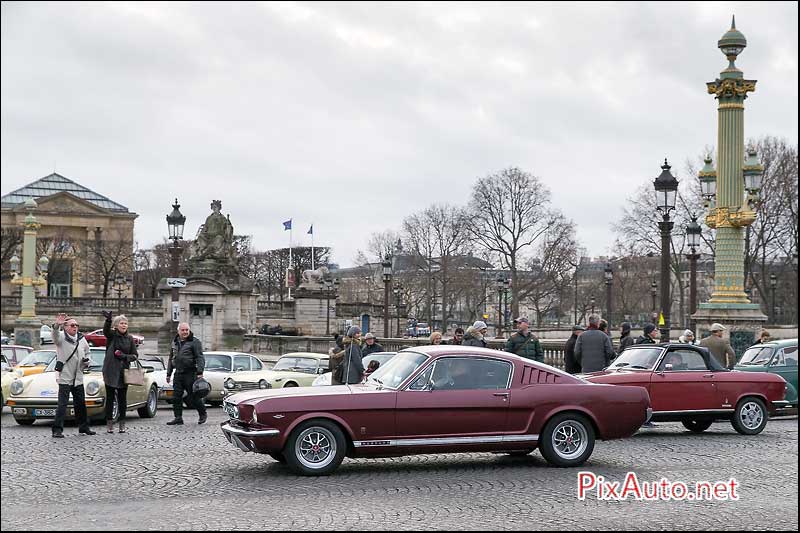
{"left": 1, "top": 173, "right": 137, "bottom": 299}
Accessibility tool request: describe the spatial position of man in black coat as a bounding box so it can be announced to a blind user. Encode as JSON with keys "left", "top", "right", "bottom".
{"left": 636, "top": 323, "right": 659, "bottom": 345}
{"left": 361, "top": 332, "right": 384, "bottom": 357}
{"left": 563, "top": 325, "right": 584, "bottom": 374}
{"left": 166, "top": 322, "right": 206, "bottom": 425}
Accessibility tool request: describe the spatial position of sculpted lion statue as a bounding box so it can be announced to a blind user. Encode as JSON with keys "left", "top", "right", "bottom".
{"left": 301, "top": 266, "right": 330, "bottom": 285}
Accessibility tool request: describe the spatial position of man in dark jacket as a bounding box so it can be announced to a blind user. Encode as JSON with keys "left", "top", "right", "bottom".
{"left": 361, "top": 332, "right": 384, "bottom": 357}
{"left": 563, "top": 325, "right": 584, "bottom": 374}
{"left": 618, "top": 322, "right": 635, "bottom": 355}
{"left": 575, "top": 315, "right": 615, "bottom": 373}
{"left": 447, "top": 328, "right": 465, "bottom": 345}
{"left": 636, "top": 323, "right": 659, "bottom": 345}
{"left": 504, "top": 317, "right": 543, "bottom": 362}
{"left": 335, "top": 326, "right": 365, "bottom": 384}
{"left": 462, "top": 321, "right": 488, "bottom": 347}
{"left": 166, "top": 322, "right": 206, "bottom": 425}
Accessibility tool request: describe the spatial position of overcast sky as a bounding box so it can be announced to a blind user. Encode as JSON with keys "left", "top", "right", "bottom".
{"left": 2, "top": 1, "right": 797, "bottom": 268}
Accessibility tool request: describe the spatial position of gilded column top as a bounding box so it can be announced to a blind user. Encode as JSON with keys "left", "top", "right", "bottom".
{"left": 707, "top": 78, "right": 757, "bottom": 99}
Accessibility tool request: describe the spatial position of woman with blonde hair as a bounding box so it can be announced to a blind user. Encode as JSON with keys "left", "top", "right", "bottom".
{"left": 101, "top": 311, "right": 139, "bottom": 434}
{"left": 429, "top": 331, "right": 443, "bottom": 345}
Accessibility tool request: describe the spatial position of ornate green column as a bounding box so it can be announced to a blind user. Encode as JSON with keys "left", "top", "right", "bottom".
{"left": 694, "top": 17, "right": 766, "bottom": 355}
{"left": 11, "top": 199, "right": 49, "bottom": 348}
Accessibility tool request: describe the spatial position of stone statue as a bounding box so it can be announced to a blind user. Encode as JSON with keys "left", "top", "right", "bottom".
{"left": 191, "top": 200, "right": 235, "bottom": 262}
{"left": 300, "top": 266, "right": 330, "bottom": 287}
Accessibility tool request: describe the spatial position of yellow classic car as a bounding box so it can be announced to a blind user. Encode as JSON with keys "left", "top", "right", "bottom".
{"left": 222, "top": 352, "right": 329, "bottom": 394}
{"left": 7, "top": 347, "right": 159, "bottom": 425}
{"left": 13, "top": 349, "right": 57, "bottom": 377}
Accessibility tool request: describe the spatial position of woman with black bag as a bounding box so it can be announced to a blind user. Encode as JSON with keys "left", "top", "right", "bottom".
{"left": 102, "top": 311, "right": 139, "bottom": 434}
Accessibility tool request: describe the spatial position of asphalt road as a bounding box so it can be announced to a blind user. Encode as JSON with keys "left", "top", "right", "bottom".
{"left": 0, "top": 406, "right": 797, "bottom": 531}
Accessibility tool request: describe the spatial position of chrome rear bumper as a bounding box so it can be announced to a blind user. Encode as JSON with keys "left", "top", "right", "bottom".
{"left": 645, "top": 407, "right": 653, "bottom": 423}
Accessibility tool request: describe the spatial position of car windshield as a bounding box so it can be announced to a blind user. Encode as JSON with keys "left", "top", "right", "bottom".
{"left": 204, "top": 354, "right": 233, "bottom": 372}
{"left": 607, "top": 348, "right": 663, "bottom": 370}
{"left": 738, "top": 346, "right": 774, "bottom": 365}
{"left": 18, "top": 350, "right": 56, "bottom": 367}
{"left": 273, "top": 357, "right": 319, "bottom": 374}
{"left": 367, "top": 351, "right": 429, "bottom": 389}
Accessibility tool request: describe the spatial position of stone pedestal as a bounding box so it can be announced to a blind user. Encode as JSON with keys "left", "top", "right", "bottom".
{"left": 292, "top": 285, "right": 337, "bottom": 336}
{"left": 14, "top": 317, "right": 42, "bottom": 349}
{"left": 692, "top": 303, "right": 767, "bottom": 357}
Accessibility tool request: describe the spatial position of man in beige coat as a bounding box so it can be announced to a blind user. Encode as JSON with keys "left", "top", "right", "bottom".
{"left": 699, "top": 323, "right": 737, "bottom": 369}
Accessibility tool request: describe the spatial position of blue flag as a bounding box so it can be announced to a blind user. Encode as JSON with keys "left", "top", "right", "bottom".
{"left": 283, "top": 219, "right": 292, "bottom": 231}
{"left": 307, "top": 224, "right": 313, "bottom": 235}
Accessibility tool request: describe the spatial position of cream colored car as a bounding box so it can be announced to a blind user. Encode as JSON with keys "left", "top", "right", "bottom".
{"left": 8, "top": 347, "right": 159, "bottom": 425}
{"left": 222, "top": 352, "right": 329, "bottom": 394}
{"left": 2, "top": 368, "right": 15, "bottom": 407}
{"left": 160, "top": 351, "right": 265, "bottom": 406}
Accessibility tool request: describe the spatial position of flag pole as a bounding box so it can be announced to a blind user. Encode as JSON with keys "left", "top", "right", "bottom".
{"left": 289, "top": 223, "right": 293, "bottom": 299}
{"left": 311, "top": 224, "right": 315, "bottom": 271}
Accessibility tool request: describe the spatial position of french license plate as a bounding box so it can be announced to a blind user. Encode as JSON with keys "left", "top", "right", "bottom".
{"left": 33, "top": 408, "right": 56, "bottom": 417}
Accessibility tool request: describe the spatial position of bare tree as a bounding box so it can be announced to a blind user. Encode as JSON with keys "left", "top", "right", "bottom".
{"left": 85, "top": 229, "right": 135, "bottom": 298}
{"left": 468, "top": 167, "right": 560, "bottom": 318}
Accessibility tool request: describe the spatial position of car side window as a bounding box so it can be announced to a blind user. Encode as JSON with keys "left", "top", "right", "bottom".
{"left": 251, "top": 357, "right": 263, "bottom": 370}
{"left": 660, "top": 350, "right": 707, "bottom": 371}
{"left": 773, "top": 347, "right": 798, "bottom": 367}
{"left": 234, "top": 356, "right": 250, "bottom": 372}
{"left": 408, "top": 366, "right": 434, "bottom": 391}
{"left": 429, "top": 358, "right": 511, "bottom": 391}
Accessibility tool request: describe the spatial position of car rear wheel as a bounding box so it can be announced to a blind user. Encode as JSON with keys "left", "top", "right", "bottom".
{"left": 284, "top": 419, "right": 346, "bottom": 476}
{"left": 731, "top": 397, "right": 768, "bottom": 435}
{"left": 14, "top": 417, "right": 35, "bottom": 426}
{"left": 137, "top": 386, "right": 158, "bottom": 418}
{"left": 539, "top": 412, "right": 595, "bottom": 467}
{"left": 682, "top": 419, "right": 713, "bottom": 433}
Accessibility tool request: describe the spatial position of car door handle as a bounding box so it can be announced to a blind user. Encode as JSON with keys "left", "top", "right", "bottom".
{"left": 703, "top": 374, "right": 714, "bottom": 378}
{"left": 493, "top": 392, "right": 509, "bottom": 401}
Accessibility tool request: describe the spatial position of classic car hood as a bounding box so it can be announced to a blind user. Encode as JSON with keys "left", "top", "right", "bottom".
{"left": 227, "top": 384, "right": 364, "bottom": 404}
{"left": 11, "top": 370, "right": 104, "bottom": 398}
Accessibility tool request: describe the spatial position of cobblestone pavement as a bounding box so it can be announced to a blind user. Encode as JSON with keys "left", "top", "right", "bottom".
{"left": 1, "top": 406, "right": 797, "bottom": 531}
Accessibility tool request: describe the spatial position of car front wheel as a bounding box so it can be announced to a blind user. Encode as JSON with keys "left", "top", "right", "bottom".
{"left": 731, "top": 397, "right": 768, "bottom": 435}
{"left": 137, "top": 386, "right": 158, "bottom": 418}
{"left": 284, "top": 419, "right": 346, "bottom": 476}
{"left": 539, "top": 412, "right": 595, "bottom": 467}
{"left": 682, "top": 419, "right": 713, "bottom": 433}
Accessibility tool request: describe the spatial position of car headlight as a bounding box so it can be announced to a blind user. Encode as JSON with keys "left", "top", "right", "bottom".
{"left": 233, "top": 405, "right": 239, "bottom": 419}
{"left": 10, "top": 380, "right": 24, "bottom": 395}
{"left": 224, "top": 378, "right": 235, "bottom": 390}
{"left": 85, "top": 381, "right": 100, "bottom": 396}
{"left": 259, "top": 379, "right": 270, "bottom": 389}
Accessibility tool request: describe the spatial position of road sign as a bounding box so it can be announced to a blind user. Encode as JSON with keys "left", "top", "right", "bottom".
{"left": 166, "top": 278, "right": 187, "bottom": 288}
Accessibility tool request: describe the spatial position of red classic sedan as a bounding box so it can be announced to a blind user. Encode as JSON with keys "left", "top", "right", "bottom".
{"left": 221, "top": 346, "right": 651, "bottom": 476}
{"left": 583, "top": 344, "right": 788, "bottom": 435}
{"left": 83, "top": 329, "right": 144, "bottom": 347}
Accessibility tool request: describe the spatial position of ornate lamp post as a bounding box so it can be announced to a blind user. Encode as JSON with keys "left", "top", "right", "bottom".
{"left": 650, "top": 280, "right": 658, "bottom": 323}
{"left": 10, "top": 199, "right": 49, "bottom": 348}
{"left": 112, "top": 273, "right": 132, "bottom": 313}
{"left": 382, "top": 259, "right": 392, "bottom": 337}
{"left": 769, "top": 273, "right": 777, "bottom": 324}
{"left": 166, "top": 199, "right": 186, "bottom": 323}
{"left": 686, "top": 217, "right": 702, "bottom": 332}
{"left": 695, "top": 17, "right": 767, "bottom": 334}
{"left": 590, "top": 295, "right": 596, "bottom": 317}
{"left": 495, "top": 275, "right": 510, "bottom": 336}
{"left": 653, "top": 159, "right": 679, "bottom": 342}
{"left": 323, "top": 277, "right": 339, "bottom": 335}
{"left": 604, "top": 262, "right": 613, "bottom": 327}
{"left": 393, "top": 283, "right": 404, "bottom": 337}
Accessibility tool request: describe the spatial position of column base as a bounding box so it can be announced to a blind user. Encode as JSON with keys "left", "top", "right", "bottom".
{"left": 14, "top": 317, "right": 43, "bottom": 349}
{"left": 692, "top": 303, "right": 767, "bottom": 358}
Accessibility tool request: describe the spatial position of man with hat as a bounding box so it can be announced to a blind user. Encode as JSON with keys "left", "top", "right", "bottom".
{"left": 463, "top": 321, "right": 489, "bottom": 348}
{"left": 361, "top": 332, "right": 384, "bottom": 358}
{"left": 504, "top": 317, "right": 543, "bottom": 363}
{"left": 699, "top": 323, "right": 736, "bottom": 368}
{"left": 636, "top": 323, "right": 659, "bottom": 345}
{"left": 564, "top": 324, "right": 585, "bottom": 374}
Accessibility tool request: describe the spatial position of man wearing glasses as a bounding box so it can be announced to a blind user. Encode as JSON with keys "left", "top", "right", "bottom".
{"left": 51, "top": 313, "right": 95, "bottom": 438}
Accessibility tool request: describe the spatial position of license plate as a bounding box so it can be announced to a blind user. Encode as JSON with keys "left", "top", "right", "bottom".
{"left": 33, "top": 408, "right": 56, "bottom": 417}
{"left": 12, "top": 408, "right": 26, "bottom": 415}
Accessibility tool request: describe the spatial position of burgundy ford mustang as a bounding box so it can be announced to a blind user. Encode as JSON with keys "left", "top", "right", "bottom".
{"left": 583, "top": 344, "right": 788, "bottom": 435}
{"left": 221, "top": 346, "right": 651, "bottom": 476}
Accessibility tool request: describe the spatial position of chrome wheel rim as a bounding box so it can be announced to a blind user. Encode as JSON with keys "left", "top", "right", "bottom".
{"left": 740, "top": 401, "right": 764, "bottom": 430}
{"left": 552, "top": 420, "right": 588, "bottom": 460}
{"left": 295, "top": 427, "right": 336, "bottom": 469}
{"left": 147, "top": 388, "right": 157, "bottom": 414}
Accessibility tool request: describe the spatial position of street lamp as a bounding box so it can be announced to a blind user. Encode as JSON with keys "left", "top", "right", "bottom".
{"left": 166, "top": 199, "right": 186, "bottom": 323}
{"left": 112, "top": 273, "right": 131, "bottom": 313}
{"left": 769, "top": 273, "right": 777, "bottom": 324}
{"left": 495, "top": 275, "right": 510, "bottom": 337}
{"left": 382, "top": 259, "right": 392, "bottom": 337}
{"left": 604, "top": 262, "right": 613, "bottom": 328}
{"left": 653, "top": 159, "right": 679, "bottom": 342}
{"left": 323, "top": 277, "right": 339, "bottom": 335}
{"left": 650, "top": 280, "right": 658, "bottom": 322}
{"left": 686, "top": 217, "right": 702, "bottom": 332}
{"left": 393, "top": 283, "right": 404, "bottom": 337}
{"left": 590, "top": 295, "right": 596, "bottom": 317}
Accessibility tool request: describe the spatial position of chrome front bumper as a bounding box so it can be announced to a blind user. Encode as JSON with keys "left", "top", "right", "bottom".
{"left": 645, "top": 407, "right": 653, "bottom": 423}
{"left": 220, "top": 421, "right": 280, "bottom": 453}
